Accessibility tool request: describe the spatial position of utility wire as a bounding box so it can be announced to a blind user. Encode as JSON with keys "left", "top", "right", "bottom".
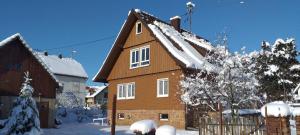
{"left": 43, "top": 35, "right": 116, "bottom": 51}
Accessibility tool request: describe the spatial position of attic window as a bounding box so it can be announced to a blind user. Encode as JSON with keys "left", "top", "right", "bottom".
{"left": 136, "top": 22, "right": 142, "bottom": 34}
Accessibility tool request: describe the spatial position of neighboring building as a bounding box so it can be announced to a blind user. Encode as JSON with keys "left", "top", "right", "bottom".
{"left": 0, "top": 33, "right": 88, "bottom": 128}
{"left": 0, "top": 33, "right": 60, "bottom": 128}
{"left": 93, "top": 9, "right": 213, "bottom": 129}
{"left": 85, "top": 86, "right": 108, "bottom": 107}
{"left": 37, "top": 52, "right": 88, "bottom": 107}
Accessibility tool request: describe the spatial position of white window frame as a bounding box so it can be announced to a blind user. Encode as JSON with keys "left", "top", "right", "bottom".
{"left": 129, "top": 45, "right": 150, "bottom": 69}
{"left": 127, "top": 82, "right": 135, "bottom": 99}
{"left": 159, "top": 113, "right": 169, "bottom": 121}
{"left": 157, "top": 78, "right": 169, "bottom": 97}
{"left": 117, "top": 84, "right": 126, "bottom": 100}
{"left": 117, "top": 82, "right": 135, "bottom": 100}
{"left": 140, "top": 46, "right": 150, "bottom": 67}
{"left": 136, "top": 21, "right": 142, "bottom": 34}
{"left": 130, "top": 48, "right": 140, "bottom": 69}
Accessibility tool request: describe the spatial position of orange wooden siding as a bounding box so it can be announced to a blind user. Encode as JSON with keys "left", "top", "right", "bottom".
{"left": 108, "top": 70, "right": 185, "bottom": 110}
{"left": 108, "top": 20, "right": 181, "bottom": 81}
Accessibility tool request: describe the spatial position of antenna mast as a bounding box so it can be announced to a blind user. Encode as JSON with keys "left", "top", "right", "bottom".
{"left": 186, "top": 1, "right": 195, "bottom": 32}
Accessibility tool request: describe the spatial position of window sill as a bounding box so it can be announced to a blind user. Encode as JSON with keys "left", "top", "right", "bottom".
{"left": 159, "top": 119, "right": 169, "bottom": 121}
{"left": 157, "top": 95, "right": 169, "bottom": 98}
{"left": 130, "top": 64, "right": 150, "bottom": 69}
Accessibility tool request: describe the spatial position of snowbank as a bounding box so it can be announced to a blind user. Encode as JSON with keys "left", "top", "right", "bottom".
{"left": 156, "top": 125, "right": 176, "bottom": 135}
{"left": 129, "top": 120, "right": 157, "bottom": 134}
{"left": 261, "top": 101, "right": 291, "bottom": 117}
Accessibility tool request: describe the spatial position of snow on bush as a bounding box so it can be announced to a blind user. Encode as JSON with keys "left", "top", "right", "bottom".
{"left": 130, "top": 120, "right": 157, "bottom": 134}
{"left": 56, "top": 106, "right": 104, "bottom": 123}
{"left": 0, "top": 72, "right": 40, "bottom": 135}
{"left": 261, "top": 101, "right": 291, "bottom": 117}
{"left": 181, "top": 44, "right": 260, "bottom": 113}
{"left": 156, "top": 125, "right": 176, "bottom": 135}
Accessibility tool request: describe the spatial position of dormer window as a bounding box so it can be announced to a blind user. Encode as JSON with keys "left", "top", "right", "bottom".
{"left": 130, "top": 45, "right": 150, "bottom": 69}
{"left": 136, "top": 22, "right": 142, "bottom": 34}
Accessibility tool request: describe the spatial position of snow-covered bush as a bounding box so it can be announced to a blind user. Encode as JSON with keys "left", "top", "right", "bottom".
{"left": 181, "top": 45, "right": 260, "bottom": 114}
{"left": 56, "top": 106, "right": 104, "bottom": 123}
{"left": 130, "top": 120, "right": 157, "bottom": 135}
{"left": 0, "top": 72, "right": 40, "bottom": 135}
{"left": 156, "top": 125, "right": 176, "bottom": 135}
{"left": 56, "top": 91, "right": 84, "bottom": 109}
{"left": 260, "top": 101, "right": 291, "bottom": 117}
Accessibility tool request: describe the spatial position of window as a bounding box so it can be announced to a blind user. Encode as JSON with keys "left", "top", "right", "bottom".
{"left": 118, "top": 113, "right": 125, "bottom": 119}
{"left": 117, "top": 83, "right": 135, "bottom": 100}
{"left": 130, "top": 49, "right": 140, "bottom": 68}
{"left": 159, "top": 113, "right": 169, "bottom": 121}
{"left": 140, "top": 46, "right": 150, "bottom": 66}
{"left": 157, "top": 78, "right": 169, "bottom": 97}
{"left": 130, "top": 46, "right": 150, "bottom": 69}
{"left": 117, "top": 84, "right": 126, "bottom": 99}
{"left": 127, "top": 83, "right": 135, "bottom": 99}
{"left": 136, "top": 21, "right": 142, "bottom": 34}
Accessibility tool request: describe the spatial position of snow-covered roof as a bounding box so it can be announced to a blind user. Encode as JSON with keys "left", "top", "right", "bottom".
{"left": 36, "top": 52, "right": 88, "bottom": 78}
{"left": 136, "top": 9, "right": 213, "bottom": 69}
{"left": 148, "top": 21, "right": 213, "bottom": 69}
{"left": 93, "top": 9, "right": 214, "bottom": 82}
{"left": 0, "top": 33, "right": 60, "bottom": 85}
{"left": 86, "top": 86, "right": 107, "bottom": 98}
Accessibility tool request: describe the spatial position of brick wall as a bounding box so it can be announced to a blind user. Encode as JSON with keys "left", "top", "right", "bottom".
{"left": 107, "top": 109, "right": 186, "bottom": 129}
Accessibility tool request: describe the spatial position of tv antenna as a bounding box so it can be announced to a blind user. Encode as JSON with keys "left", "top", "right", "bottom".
{"left": 186, "top": 1, "right": 195, "bottom": 32}
{"left": 71, "top": 50, "right": 77, "bottom": 58}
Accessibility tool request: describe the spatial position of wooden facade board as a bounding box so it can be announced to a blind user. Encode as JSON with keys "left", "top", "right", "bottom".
{"left": 108, "top": 70, "right": 184, "bottom": 110}
{"left": 0, "top": 40, "right": 58, "bottom": 98}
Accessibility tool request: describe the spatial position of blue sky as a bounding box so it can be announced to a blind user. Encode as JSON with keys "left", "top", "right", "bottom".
{"left": 0, "top": 0, "right": 299, "bottom": 85}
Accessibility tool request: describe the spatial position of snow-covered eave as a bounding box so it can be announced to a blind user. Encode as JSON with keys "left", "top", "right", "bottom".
{"left": 0, "top": 33, "right": 61, "bottom": 86}
{"left": 54, "top": 73, "right": 88, "bottom": 80}
{"left": 148, "top": 22, "right": 215, "bottom": 71}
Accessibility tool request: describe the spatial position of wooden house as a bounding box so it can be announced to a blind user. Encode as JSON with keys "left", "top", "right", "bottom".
{"left": 93, "top": 9, "right": 213, "bottom": 129}
{"left": 0, "top": 33, "right": 60, "bottom": 128}
{"left": 85, "top": 86, "right": 108, "bottom": 107}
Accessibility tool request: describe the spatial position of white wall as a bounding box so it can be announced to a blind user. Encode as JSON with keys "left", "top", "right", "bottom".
{"left": 55, "top": 74, "right": 87, "bottom": 107}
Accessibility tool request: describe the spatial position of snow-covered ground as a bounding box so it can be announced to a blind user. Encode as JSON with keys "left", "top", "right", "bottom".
{"left": 41, "top": 123, "right": 198, "bottom": 135}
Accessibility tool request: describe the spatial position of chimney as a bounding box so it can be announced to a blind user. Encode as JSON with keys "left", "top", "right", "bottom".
{"left": 44, "top": 51, "right": 48, "bottom": 56}
{"left": 170, "top": 16, "right": 181, "bottom": 32}
{"left": 58, "top": 54, "right": 63, "bottom": 59}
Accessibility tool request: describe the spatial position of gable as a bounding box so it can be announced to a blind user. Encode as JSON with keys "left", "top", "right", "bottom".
{"left": 0, "top": 36, "right": 59, "bottom": 98}
{"left": 93, "top": 9, "right": 213, "bottom": 83}
{"left": 107, "top": 19, "right": 181, "bottom": 80}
